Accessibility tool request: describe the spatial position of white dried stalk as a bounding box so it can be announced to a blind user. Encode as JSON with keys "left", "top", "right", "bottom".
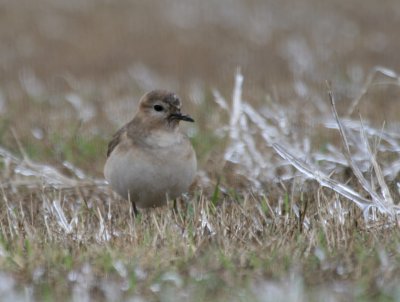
{"left": 212, "top": 89, "right": 229, "bottom": 111}
{"left": 359, "top": 120, "right": 394, "bottom": 204}
{"left": 53, "top": 199, "right": 73, "bottom": 234}
{"left": 230, "top": 70, "right": 244, "bottom": 142}
{"left": 328, "top": 87, "right": 388, "bottom": 210}
{"left": 273, "top": 143, "right": 372, "bottom": 210}
{"left": 347, "top": 66, "right": 400, "bottom": 116}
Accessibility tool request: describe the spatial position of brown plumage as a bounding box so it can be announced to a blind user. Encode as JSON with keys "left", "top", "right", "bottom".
{"left": 104, "top": 90, "right": 197, "bottom": 213}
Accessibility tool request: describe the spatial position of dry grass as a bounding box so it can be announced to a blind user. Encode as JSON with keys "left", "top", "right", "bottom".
{"left": 1, "top": 175, "right": 399, "bottom": 301}
{"left": 2, "top": 86, "right": 400, "bottom": 300}
{"left": 1, "top": 0, "right": 400, "bottom": 301}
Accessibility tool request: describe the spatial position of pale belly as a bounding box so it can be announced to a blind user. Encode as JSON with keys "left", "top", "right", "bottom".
{"left": 104, "top": 143, "right": 196, "bottom": 208}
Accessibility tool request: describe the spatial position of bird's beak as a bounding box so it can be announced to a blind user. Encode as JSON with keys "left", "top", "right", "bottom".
{"left": 169, "top": 113, "right": 195, "bottom": 122}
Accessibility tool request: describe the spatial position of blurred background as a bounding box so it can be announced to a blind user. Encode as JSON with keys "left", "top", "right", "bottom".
{"left": 0, "top": 0, "right": 399, "bottom": 176}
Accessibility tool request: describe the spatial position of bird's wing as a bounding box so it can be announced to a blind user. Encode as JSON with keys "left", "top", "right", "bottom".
{"left": 106, "top": 125, "right": 127, "bottom": 158}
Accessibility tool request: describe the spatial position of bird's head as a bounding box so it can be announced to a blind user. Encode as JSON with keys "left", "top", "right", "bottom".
{"left": 135, "top": 90, "right": 194, "bottom": 130}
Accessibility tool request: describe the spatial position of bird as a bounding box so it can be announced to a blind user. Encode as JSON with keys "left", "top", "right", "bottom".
{"left": 104, "top": 90, "right": 197, "bottom": 215}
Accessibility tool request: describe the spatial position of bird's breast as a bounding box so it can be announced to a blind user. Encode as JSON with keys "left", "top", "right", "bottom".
{"left": 104, "top": 135, "right": 196, "bottom": 208}
{"left": 144, "top": 130, "right": 184, "bottom": 148}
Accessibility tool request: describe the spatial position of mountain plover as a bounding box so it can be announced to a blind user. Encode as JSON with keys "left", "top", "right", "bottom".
{"left": 104, "top": 90, "right": 197, "bottom": 214}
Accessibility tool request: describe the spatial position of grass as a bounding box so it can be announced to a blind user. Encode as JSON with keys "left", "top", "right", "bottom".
{"left": 2, "top": 75, "right": 400, "bottom": 301}
{"left": 0, "top": 159, "right": 399, "bottom": 301}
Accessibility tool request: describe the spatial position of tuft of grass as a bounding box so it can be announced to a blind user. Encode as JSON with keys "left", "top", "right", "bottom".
{"left": 0, "top": 173, "right": 398, "bottom": 301}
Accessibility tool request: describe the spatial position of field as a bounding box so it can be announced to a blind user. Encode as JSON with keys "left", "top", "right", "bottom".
{"left": 1, "top": 0, "right": 400, "bottom": 301}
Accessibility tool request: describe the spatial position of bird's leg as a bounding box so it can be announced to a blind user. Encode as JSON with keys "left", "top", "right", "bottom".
{"left": 128, "top": 193, "right": 139, "bottom": 217}
{"left": 173, "top": 198, "right": 178, "bottom": 213}
{"left": 132, "top": 201, "right": 139, "bottom": 217}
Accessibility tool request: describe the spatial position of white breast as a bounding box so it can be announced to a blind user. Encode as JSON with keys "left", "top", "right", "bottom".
{"left": 104, "top": 133, "right": 196, "bottom": 208}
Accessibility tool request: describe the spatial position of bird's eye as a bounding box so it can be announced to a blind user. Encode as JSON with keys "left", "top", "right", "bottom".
{"left": 153, "top": 105, "right": 164, "bottom": 112}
